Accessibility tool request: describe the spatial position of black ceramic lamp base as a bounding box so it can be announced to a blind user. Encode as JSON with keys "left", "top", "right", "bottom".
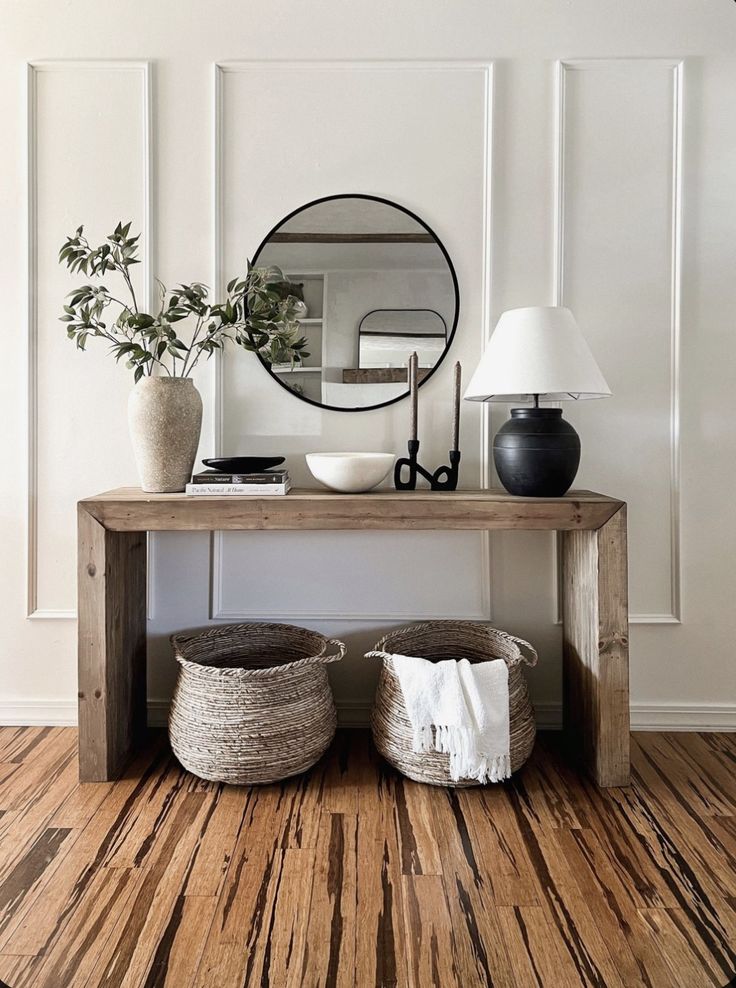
{"left": 493, "top": 407, "right": 581, "bottom": 497}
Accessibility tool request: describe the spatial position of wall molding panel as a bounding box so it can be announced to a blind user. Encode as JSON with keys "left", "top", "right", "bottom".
{"left": 209, "top": 531, "right": 493, "bottom": 622}
{"left": 208, "top": 60, "right": 495, "bottom": 624}
{"left": 552, "top": 58, "right": 684, "bottom": 625}
{"left": 25, "top": 60, "right": 153, "bottom": 620}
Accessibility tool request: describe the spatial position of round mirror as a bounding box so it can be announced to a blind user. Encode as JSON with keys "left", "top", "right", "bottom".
{"left": 251, "top": 194, "right": 459, "bottom": 411}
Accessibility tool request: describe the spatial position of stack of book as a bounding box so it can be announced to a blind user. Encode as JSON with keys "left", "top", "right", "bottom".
{"left": 185, "top": 470, "right": 291, "bottom": 495}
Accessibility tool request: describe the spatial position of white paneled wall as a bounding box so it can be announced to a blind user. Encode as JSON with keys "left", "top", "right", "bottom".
{"left": 557, "top": 59, "right": 682, "bottom": 622}
{"left": 1, "top": 1, "right": 735, "bottom": 728}
{"left": 28, "top": 62, "right": 150, "bottom": 619}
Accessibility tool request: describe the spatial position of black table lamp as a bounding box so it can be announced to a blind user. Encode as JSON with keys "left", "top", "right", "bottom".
{"left": 464, "top": 306, "right": 611, "bottom": 496}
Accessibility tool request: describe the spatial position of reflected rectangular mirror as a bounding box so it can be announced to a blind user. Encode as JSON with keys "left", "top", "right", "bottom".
{"left": 249, "top": 194, "right": 459, "bottom": 411}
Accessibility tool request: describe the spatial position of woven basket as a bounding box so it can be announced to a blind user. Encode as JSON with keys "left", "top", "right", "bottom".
{"left": 366, "top": 621, "right": 537, "bottom": 787}
{"left": 169, "top": 622, "right": 345, "bottom": 785}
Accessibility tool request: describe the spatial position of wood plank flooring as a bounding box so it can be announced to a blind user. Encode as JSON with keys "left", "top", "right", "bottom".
{"left": 0, "top": 727, "right": 733, "bottom": 987}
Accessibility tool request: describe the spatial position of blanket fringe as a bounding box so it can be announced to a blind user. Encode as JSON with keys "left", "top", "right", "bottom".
{"left": 411, "top": 724, "right": 511, "bottom": 783}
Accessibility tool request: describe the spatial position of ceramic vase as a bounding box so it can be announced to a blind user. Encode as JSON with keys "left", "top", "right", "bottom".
{"left": 128, "top": 377, "right": 203, "bottom": 493}
{"left": 493, "top": 407, "right": 581, "bottom": 497}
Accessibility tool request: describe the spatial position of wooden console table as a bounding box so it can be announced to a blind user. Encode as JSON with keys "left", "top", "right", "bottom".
{"left": 77, "top": 488, "right": 630, "bottom": 787}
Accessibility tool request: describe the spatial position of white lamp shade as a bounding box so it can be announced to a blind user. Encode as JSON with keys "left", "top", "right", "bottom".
{"left": 464, "top": 306, "right": 612, "bottom": 402}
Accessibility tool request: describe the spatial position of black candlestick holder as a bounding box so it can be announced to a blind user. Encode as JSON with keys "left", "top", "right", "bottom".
{"left": 394, "top": 442, "right": 461, "bottom": 491}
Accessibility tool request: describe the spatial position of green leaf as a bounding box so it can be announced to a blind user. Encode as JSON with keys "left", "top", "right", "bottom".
{"left": 131, "top": 313, "right": 155, "bottom": 329}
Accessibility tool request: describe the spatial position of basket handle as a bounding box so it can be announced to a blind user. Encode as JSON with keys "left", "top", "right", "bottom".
{"left": 365, "top": 640, "right": 538, "bottom": 667}
{"left": 505, "top": 634, "right": 538, "bottom": 667}
{"left": 322, "top": 639, "right": 347, "bottom": 664}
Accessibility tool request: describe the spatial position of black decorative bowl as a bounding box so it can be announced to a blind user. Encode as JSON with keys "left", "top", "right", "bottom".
{"left": 202, "top": 456, "right": 286, "bottom": 473}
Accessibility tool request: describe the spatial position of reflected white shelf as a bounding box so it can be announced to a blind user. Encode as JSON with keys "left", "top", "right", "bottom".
{"left": 272, "top": 365, "right": 323, "bottom": 374}
{"left": 298, "top": 318, "right": 323, "bottom": 324}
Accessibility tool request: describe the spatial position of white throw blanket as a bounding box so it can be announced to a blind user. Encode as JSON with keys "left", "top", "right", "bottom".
{"left": 391, "top": 654, "right": 511, "bottom": 783}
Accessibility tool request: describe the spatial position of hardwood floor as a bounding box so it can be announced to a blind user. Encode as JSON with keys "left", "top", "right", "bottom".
{"left": 0, "top": 727, "right": 733, "bottom": 987}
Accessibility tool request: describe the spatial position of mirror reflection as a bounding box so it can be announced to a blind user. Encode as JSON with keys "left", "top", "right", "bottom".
{"left": 252, "top": 195, "right": 458, "bottom": 411}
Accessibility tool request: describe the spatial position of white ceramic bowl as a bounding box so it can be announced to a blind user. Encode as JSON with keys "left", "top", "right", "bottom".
{"left": 306, "top": 452, "right": 395, "bottom": 493}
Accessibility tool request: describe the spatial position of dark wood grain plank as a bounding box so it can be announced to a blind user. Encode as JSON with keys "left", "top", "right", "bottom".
{"left": 660, "top": 734, "right": 736, "bottom": 815}
{"left": 630, "top": 737, "right": 736, "bottom": 901}
{"left": 558, "top": 827, "right": 677, "bottom": 987}
{"left": 402, "top": 874, "right": 460, "bottom": 988}
{"left": 0, "top": 727, "right": 53, "bottom": 764}
{"left": 0, "top": 953, "right": 42, "bottom": 988}
{"left": 355, "top": 827, "right": 407, "bottom": 987}
{"left": 84, "top": 793, "right": 211, "bottom": 987}
{"left": 0, "top": 728, "right": 76, "bottom": 813}
{"left": 639, "top": 908, "right": 724, "bottom": 988}
{"left": 194, "top": 841, "right": 299, "bottom": 986}
{"left": 141, "top": 894, "right": 219, "bottom": 988}
{"left": 300, "top": 811, "right": 358, "bottom": 988}
{"left": 0, "top": 741, "right": 171, "bottom": 956}
{"left": 0, "top": 735, "right": 78, "bottom": 886}
{"left": 393, "top": 778, "right": 442, "bottom": 877}
{"left": 258, "top": 848, "right": 316, "bottom": 988}
{"left": 637, "top": 733, "right": 735, "bottom": 817}
{"left": 0, "top": 827, "right": 72, "bottom": 939}
{"left": 496, "top": 905, "right": 585, "bottom": 988}
{"left": 458, "top": 786, "right": 542, "bottom": 906}
{"left": 506, "top": 787, "right": 628, "bottom": 987}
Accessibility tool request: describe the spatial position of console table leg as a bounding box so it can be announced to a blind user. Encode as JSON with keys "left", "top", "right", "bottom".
{"left": 77, "top": 506, "right": 147, "bottom": 782}
{"left": 561, "top": 505, "right": 630, "bottom": 787}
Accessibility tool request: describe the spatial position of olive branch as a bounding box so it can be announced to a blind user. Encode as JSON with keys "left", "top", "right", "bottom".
{"left": 59, "top": 222, "right": 309, "bottom": 382}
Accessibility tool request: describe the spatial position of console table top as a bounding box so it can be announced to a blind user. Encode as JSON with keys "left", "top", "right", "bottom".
{"left": 79, "top": 487, "right": 625, "bottom": 532}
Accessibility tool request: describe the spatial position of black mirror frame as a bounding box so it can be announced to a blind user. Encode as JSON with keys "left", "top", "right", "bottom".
{"left": 250, "top": 193, "right": 460, "bottom": 414}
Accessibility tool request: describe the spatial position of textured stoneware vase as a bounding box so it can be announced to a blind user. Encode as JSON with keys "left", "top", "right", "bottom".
{"left": 128, "top": 378, "right": 203, "bottom": 493}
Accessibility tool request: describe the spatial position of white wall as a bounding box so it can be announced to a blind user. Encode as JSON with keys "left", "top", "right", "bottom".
{"left": 1, "top": 0, "right": 735, "bottom": 729}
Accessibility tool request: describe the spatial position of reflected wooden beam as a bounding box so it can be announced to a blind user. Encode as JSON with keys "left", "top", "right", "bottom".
{"left": 269, "top": 232, "right": 434, "bottom": 243}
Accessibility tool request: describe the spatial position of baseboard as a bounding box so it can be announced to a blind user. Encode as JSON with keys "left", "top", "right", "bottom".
{"left": 0, "top": 699, "right": 734, "bottom": 732}
{"left": 0, "top": 699, "right": 376, "bottom": 729}
{"left": 519, "top": 702, "right": 736, "bottom": 732}
{"left": 629, "top": 703, "right": 736, "bottom": 731}
{"left": 0, "top": 699, "right": 78, "bottom": 726}
{"left": 0, "top": 699, "right": 173, "bottom": 728}
{"left": 513, "top": 702, "right": 736, "bottom": 732}
{"left": 338, "top": 701, "right": 736, "bottom": 732}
